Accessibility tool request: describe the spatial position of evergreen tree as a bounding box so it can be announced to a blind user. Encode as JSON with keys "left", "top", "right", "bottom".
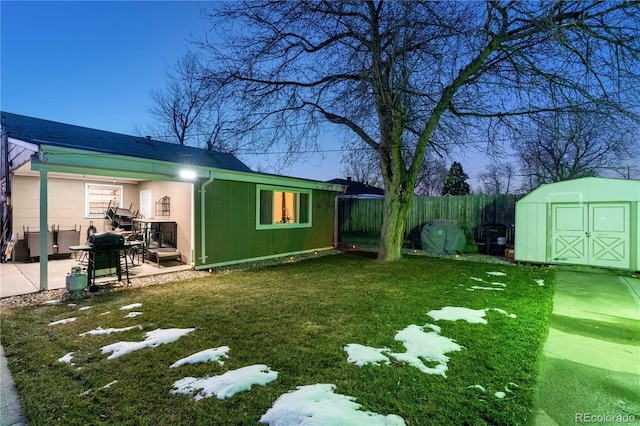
{"left": 442, "top": 162, "right": 470, "bottom": 196}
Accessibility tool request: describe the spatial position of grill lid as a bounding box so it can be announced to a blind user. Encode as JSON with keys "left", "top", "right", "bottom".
{"left": 88, "top": 232, "right": 125, "bottom": 249}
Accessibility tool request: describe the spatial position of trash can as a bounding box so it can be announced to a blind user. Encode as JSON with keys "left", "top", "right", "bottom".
{"left": 483, "top": 224, "right": 507, "bottom": 256}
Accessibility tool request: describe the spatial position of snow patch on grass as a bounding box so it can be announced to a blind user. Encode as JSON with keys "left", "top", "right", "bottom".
{"left": 171, "top": 364, "right": 278, "bottom": 401}
{"left": 80, "top": 325, "right": 142, "bottom": 336}
{"left": 124, "top": 311, "right": 143, "bottom": 318}
{"left": 259, "top": 384, "right": 406, "bottom": 425}
{"left": 343, "top": 344, "right": 390, "bottom": 366}
{"left": 49, "top": 317, "right": 76, "bottom": 326}
{"left": 345, "top": 323, "right": 460, "bottom": 377}
{"left": 468, "top": 384, "right": 486, "bottom": 392}
{"left": 170, "top": 347, "right": 230, "bottom": 368}
{"left": 101, "top": 328, "right": 195, "bottom": 360}
{"left": 389, "top": 324, "right": 462, "bottom": 377}
{"left": 469, "top": 382, "right": 519, "bottom": 400}
{"left": 428, "top": 307, "right": 488, "bottom": 324}
{"left": 486, "top": 271, "right": 506, "bottom": 276}
{"left": 119, "top": 303, "right": 142, "bottom": 310}
{"left": 58, "top": 352, "right": 74, "bottom": 364}
{"left": 343, "top": 305, "right": 518, "bottom": 379}
{"left": 428, "top": 307, "right": 517, "bottom": 323}
{"left": 467, "top": 276, "right": 506, "bottom": 291}
{"left": 467, "top": 286, "right": 504, "bottom": 292}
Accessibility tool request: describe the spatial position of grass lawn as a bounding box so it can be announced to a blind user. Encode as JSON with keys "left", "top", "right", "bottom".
{"left": 0, "top": 252, "right": 554, "bottom": 425}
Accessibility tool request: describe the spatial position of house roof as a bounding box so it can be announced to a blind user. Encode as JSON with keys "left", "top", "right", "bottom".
{"left": 1, "top": 111, "right": 252, "bottom": 173}
{"left": 326, "top": 178, "right": 384, "bottom": 196}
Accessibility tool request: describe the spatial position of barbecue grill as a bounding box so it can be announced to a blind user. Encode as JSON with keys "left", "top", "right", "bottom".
{"left": 87, "top": 232, "right": 129, "bottom": 291}
{"left": 89, "top": 232, "right": 125, "bottom": 249}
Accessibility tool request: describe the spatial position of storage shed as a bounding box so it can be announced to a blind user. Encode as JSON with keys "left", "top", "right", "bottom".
{"left": 515, "top": 177, "right": 640, "bottom": 271}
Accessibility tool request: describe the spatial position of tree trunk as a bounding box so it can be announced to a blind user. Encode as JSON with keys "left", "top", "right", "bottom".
{"left": 377, "top": 191, "right": 412, "bottom": 261}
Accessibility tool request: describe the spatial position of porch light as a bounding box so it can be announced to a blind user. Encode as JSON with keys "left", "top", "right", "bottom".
{"left": 179, "top": 169, "right": 197, "bottom": 180}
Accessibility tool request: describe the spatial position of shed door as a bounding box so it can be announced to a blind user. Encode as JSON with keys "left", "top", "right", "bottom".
{"left": 551, "top": 205, "right": 589, "bottom": 265}
{"left": 589, "top": 204, "right": 630, "bottom": 269}
{"left": 551, "top": 203, "right": 630, "bottom": 269}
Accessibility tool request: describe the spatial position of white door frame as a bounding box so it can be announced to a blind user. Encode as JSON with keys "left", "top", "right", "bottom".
{"left": 551, "top": 202, "right": 630, "bottom": 269}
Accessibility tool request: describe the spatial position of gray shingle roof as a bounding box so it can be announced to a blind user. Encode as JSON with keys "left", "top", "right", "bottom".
{"left": 326, "top": 178, "right": 384, "bottom": 196}
{"left": 1, "top": 112, "right": 252, "bottom": 172}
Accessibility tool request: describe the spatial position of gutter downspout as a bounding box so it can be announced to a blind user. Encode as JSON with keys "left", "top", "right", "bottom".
{"left": 200, "top": 171, "right": 214, "bottom": 264}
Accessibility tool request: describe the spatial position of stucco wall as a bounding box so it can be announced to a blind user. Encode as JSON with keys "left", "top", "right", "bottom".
{"left": 137, "top": 180, "right": 192, "bottom": 264}
{"left": 12, "top": 174, "right": 138, "bottom": 239}
{"left": 11, "top": 174, "right": 193, "bottom": 264}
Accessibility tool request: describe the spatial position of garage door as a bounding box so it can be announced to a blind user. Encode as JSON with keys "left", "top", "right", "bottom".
{"left": 551, "top": 203, "right": 630, "bottom": 269}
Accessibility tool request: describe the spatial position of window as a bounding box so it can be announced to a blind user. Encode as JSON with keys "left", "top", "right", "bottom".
{"left": 85, "top": 183, "right": 122, "bottom": 218}
{"left": 257, "top": 186, "right": 311, "bottom": 229}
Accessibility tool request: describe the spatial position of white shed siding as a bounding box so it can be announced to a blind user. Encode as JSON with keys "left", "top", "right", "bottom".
{"left": 515, "top": 202, "right": 547, "bottom": 262}
{"left": 637, "top": 201, "right": 640, "bottom": 270}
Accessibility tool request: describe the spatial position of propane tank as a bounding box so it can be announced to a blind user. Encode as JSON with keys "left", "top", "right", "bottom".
{"left": 66, "top": 266, "right": 87, "bottom": 293}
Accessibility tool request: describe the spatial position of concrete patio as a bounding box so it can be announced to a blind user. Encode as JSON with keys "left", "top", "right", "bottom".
{"left": 0, "top": 257, "right": 192, "bottom": 299}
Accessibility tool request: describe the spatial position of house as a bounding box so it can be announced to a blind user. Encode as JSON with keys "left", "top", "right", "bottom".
{"left": 515, "top": 177, "right": 640, "bottom": 271}
{"left": 1, "top": 112, "right": 345, "bottom": 289}
{"left": 326, "top": 177, "right": 384, "bottom": 198}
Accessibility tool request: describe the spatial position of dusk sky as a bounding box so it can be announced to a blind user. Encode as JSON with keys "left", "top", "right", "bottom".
{"left": 1, "top": 1, "right": 508, "bottom": 188}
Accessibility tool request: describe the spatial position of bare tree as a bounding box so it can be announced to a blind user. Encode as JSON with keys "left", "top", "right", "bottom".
{"left": 514, "top": 112, "right": 634, "bottom": 190}
{"left": 198, "top": 1, "right": 640, "bottom": 261}
{"left": 479, "top": 163, "right": 515, "bottom": 195}
{"left": 342, "top": 143, "right": 447, "bottom": 194}
{"left": 414, "top": 156, "right": 449, "bottom": 197}
{"left": 149, "top": 51, "right": 236, "bottom": 152}
{"left": 340, "top": 142, "right": 383, "bottom": 187}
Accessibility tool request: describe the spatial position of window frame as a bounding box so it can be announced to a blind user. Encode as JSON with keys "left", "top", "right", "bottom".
{"left": 256, "top": 185, "right": 312, "bottom": 230}
{"left": 85, "top": 183, "right": 123, "bottom": 219}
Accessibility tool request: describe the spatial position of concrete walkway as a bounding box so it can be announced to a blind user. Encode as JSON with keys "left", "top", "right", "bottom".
{"left": 0, "top": 344, "right": 26, "bottom": 426}
{"left": 531, "top": 268, "right": 640, "bottom": 425}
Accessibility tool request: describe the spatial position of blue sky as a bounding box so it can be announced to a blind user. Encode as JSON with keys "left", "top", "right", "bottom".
{"left": 1, "top": 1, "right": 494, "bottom": 186}
{"left": 1, "top": 1, "right": 352, "bottom": 182}
{"left": 2, "top": 1, "right": 207, "bottom": 133}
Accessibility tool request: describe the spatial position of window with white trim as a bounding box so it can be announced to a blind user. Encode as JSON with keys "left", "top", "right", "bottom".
{"left": 85, "top": 183, "right": 122, "bottom": 218}
{"left": 257, "top": 186, "right": 311, "bottom": 229}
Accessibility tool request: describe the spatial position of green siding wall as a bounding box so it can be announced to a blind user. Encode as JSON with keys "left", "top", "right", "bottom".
{"left": 194, "top": 180, "right": 336, "bottom": 268}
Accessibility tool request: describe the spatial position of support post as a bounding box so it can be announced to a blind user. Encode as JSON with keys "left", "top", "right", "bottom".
{"left": 39, "top": 169, "right": 48, "bottom": 291}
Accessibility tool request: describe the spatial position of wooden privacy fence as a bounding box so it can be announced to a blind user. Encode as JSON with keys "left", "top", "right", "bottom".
{"left": 338, "top": 194, "right": 523, "bottom": 244}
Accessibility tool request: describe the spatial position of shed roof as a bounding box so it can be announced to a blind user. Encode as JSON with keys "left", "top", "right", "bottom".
{"left": 1, "top": 111, "right": 252, "bottom": 173}
{"left": 517, "top": 177, "right": 640, "bottom": 204}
